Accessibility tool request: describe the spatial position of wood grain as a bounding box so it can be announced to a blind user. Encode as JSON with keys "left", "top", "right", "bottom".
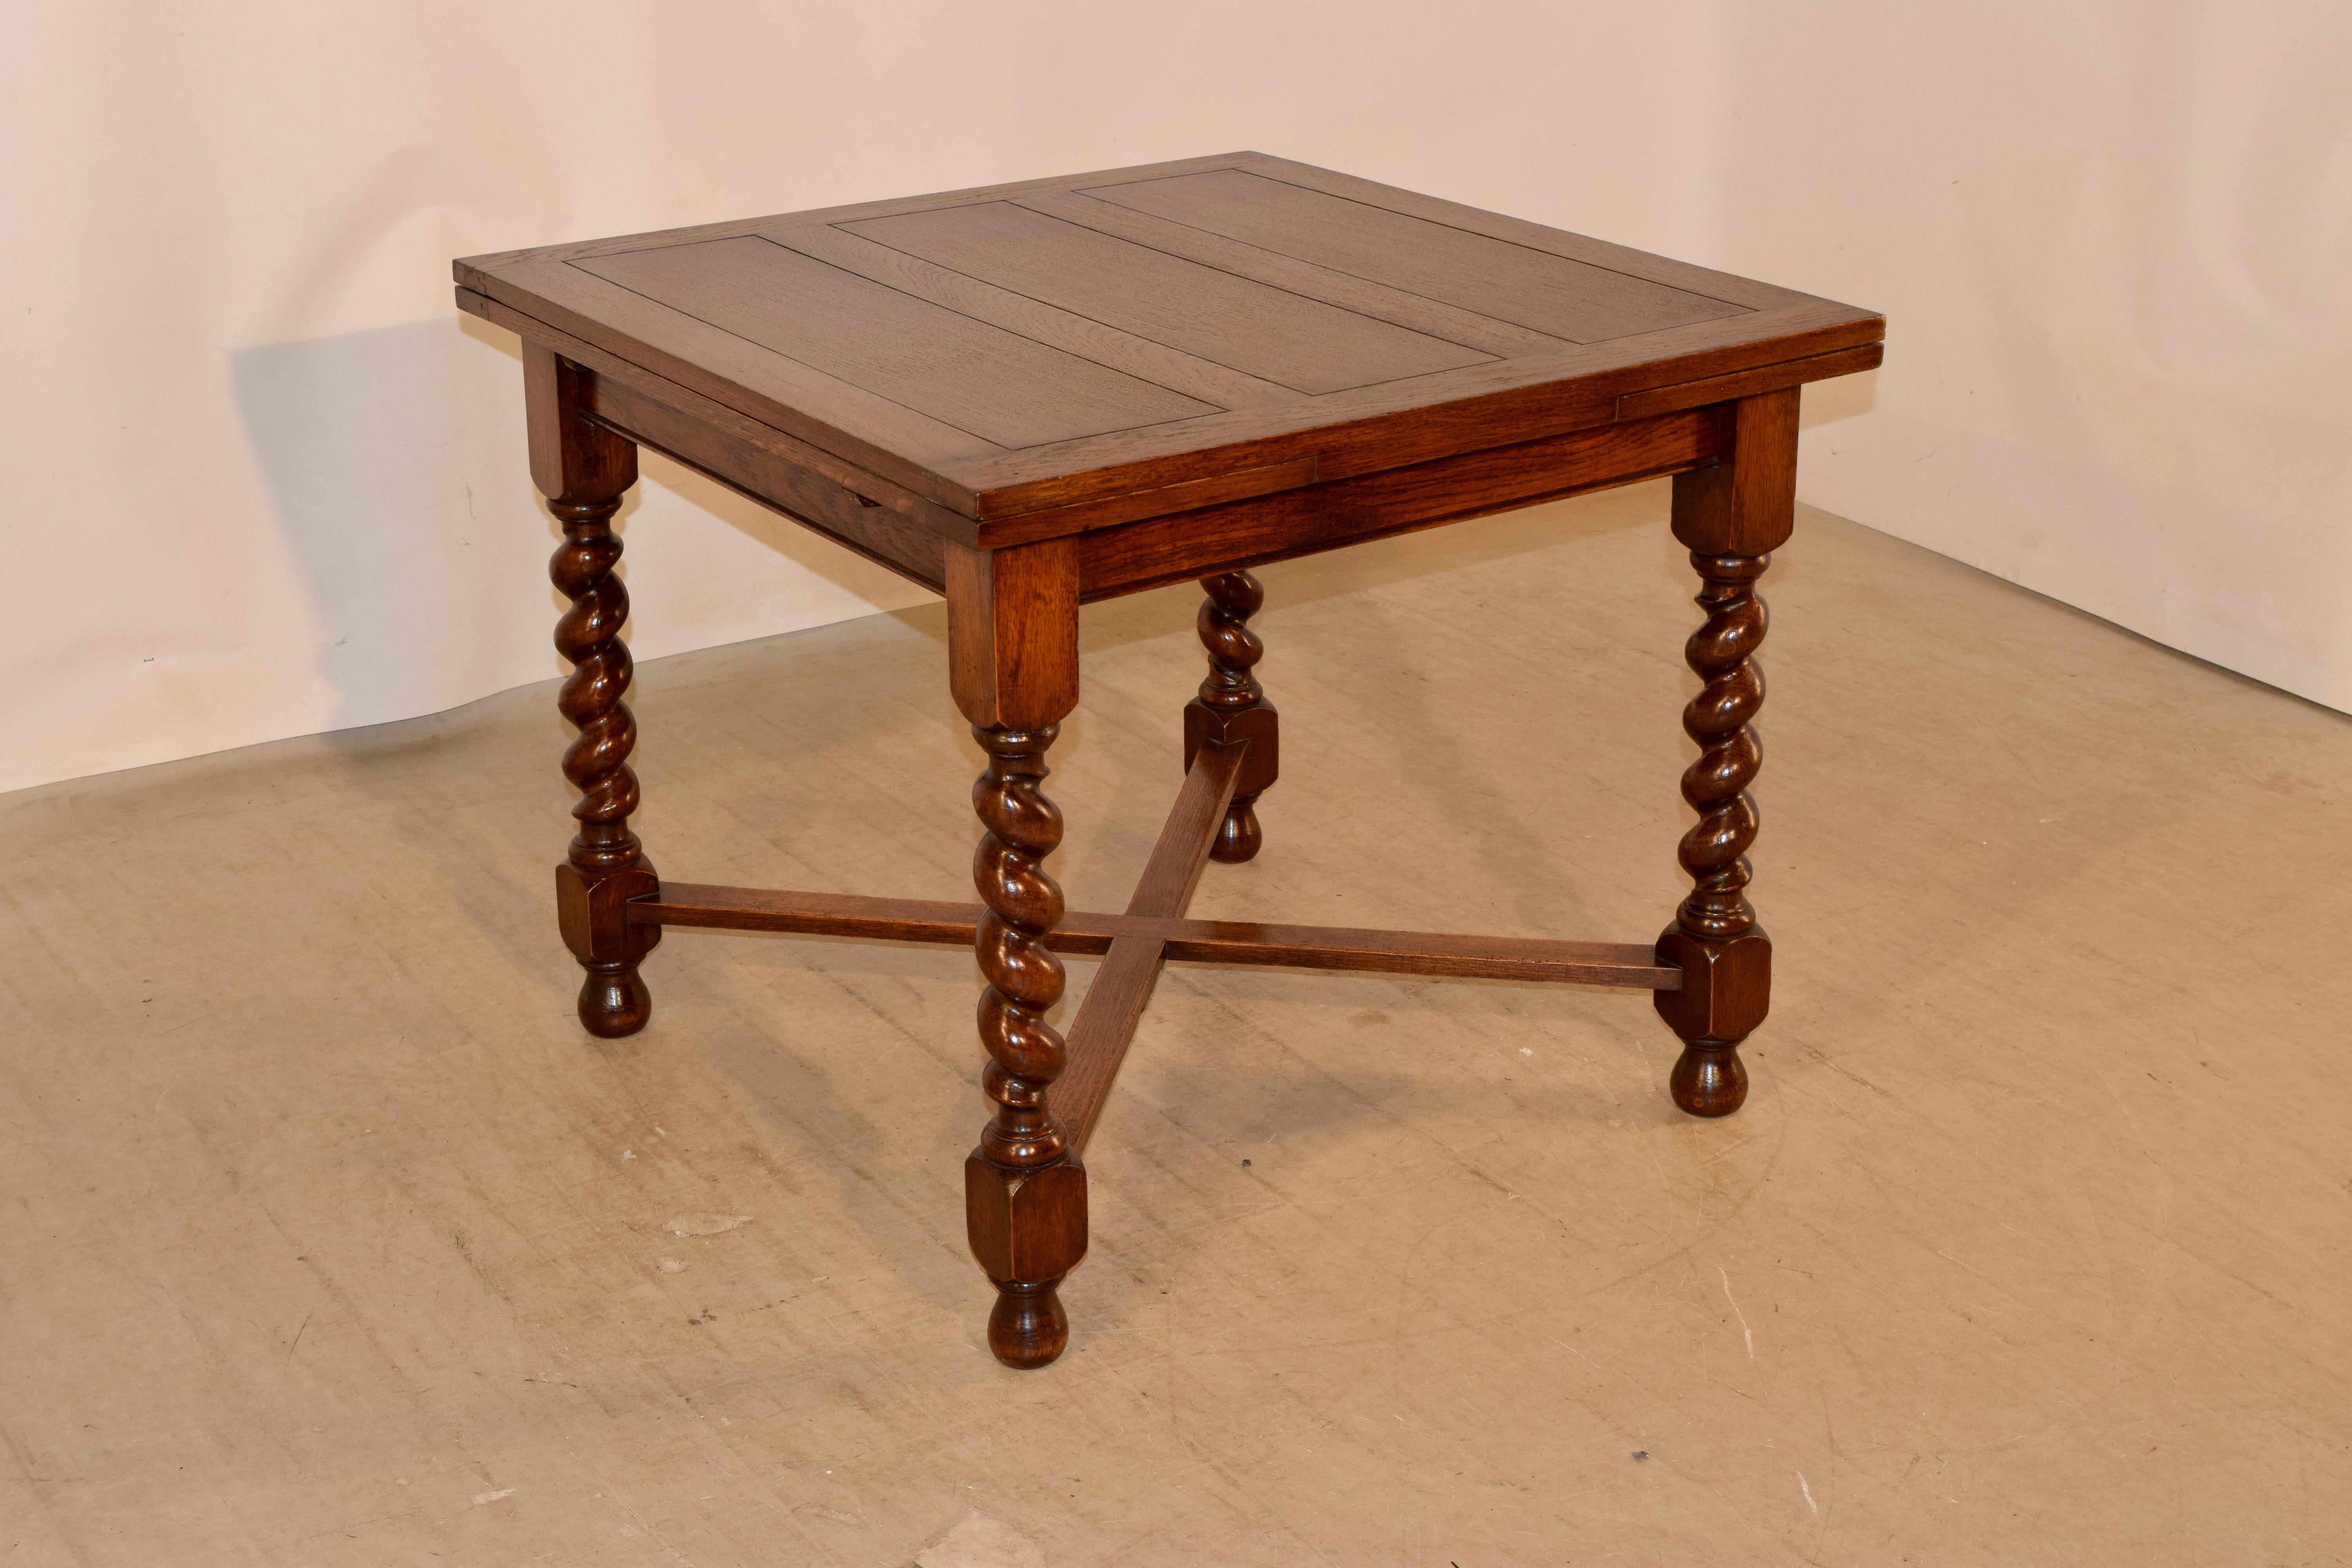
{"left": 775, "top": 221, "right": 1298, "bottom": 411}
{"left": 626, "top": 884, "right": 1682, "bottom": 989}
{"left": 946, "top": 541, "right": 1081, "bottom": 731}
{"left": 457, "top": 150, "right": 1264, "bottom": 272}
{"left": 459, "top": 286, "right": 976, "bottom": 543}
{"left": 977, "top": 457, "right": 1321, "bottom": 548}
{"left": 481, "top": 257, "right": 1000, "bottom": 496}
{"left": 1155, "top": 921, "right": 1677, "bottom": 988}
{"left": 965, "top": 717, "right": 1081, "bottom": 1365}
{"left": 573, "top": 236, "right": 1217, "bottom": 448}
{"left": 1009, "top": 187, "right": 1572, "bottom": 358}
{"left": 626, "top": 885, "right": 997, "bottom": 943}
{"left": 1083, "top": 167, "right": 1748, "bottom": 344}
{"left": 524, "top": 345, "right": 635, "bottom": 503}
{"left": 1671, "top": 388, "right": 1802, "bottom": 556}
{"left": 839, "top": 200, "right": 1493, "bottom": 394}
{"left": 1073, "top": 406, "right": 1725, "bottom": 599}
{"left": 952, "top": 300, "right": 1882, "bottom": 520}
{"left": 1228, "top": 153, "right": 1812, "bottom": 312}
{"left": 1123, "top": 742, "right": 1250, "bottom": 919}
{"left": 1033, "top": 740, "right": 1240, "bottom": 1156}
{"left": 1656, "top": 390, "right": 1802, "bottom": 1118}
{"left": 1185, "top": 571, "right": 1278, "bottom": 863}
{"left": 532, "top": 348, "right": 659, "bottom": 1040}
{"left": 1615, "top": 343, "right": 1881, "bottom": 421}
{"left": 456, "top": 152, "right": 1884, "bottom": 541}
{"left": 587, "top": 373, "right": 952, "bottom": 591}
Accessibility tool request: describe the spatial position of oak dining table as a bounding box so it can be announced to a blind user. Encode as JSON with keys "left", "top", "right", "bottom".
{"left": 453, "top": 152, "right": 1884, "bottom": 1368}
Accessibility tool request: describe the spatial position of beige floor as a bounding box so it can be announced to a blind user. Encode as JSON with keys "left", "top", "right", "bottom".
{"left": 5, "top": 483, "right": 2350, "bottom": 1567}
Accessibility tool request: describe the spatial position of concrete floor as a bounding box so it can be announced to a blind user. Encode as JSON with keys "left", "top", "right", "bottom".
{"left": 5, "top": 482, "right": 2350, "bottom": 1566}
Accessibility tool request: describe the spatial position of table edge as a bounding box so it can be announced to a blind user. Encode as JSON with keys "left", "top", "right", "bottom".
{"left": 456, "top": 283, "right": 1882, "bottom": 549}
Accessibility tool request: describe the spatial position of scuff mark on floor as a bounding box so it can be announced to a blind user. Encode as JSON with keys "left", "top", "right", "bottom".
{"left": 915, "top": 1510, "right": 1045, "bottom": 1568}
{"left": 1720, "top": 1267, "right": 1755, "bottom": 1359}
{"left": 664, "top": 1213, "right": 753, "bottom": 1238}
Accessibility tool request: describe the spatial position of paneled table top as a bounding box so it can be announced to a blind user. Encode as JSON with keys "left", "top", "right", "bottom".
{"left": 456, "top": 151, "right": 1881, "bottom": 573}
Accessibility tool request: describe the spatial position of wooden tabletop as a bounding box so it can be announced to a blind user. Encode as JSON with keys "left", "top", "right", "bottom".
{"left": 456, "top": 152, "right": 1880, "bottom": 545}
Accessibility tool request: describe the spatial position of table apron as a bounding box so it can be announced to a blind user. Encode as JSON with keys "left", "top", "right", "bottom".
{"left": 587, "top": 367, "right": 956, "bottom": 593}
{"left": 1072, "top": 404, "right": 1728, "bottom": 601}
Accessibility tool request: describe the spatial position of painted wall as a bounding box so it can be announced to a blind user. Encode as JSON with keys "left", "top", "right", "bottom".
{"left": 8, "top": 1, "right": 2347, "bottom": 795}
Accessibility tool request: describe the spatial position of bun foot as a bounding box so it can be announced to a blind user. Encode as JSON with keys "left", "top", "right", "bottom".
{"left": 1188, "top": 572, "right": 1277, "bottom": 864}
{"left": 1209, "top": 798, "right": 1263, "bottom": 863}
{"left": 987, "top": 1278, "right": 1069, "bottom": 1368}
{"left": 1670, "top": 1042, "right": 1747, "bottom": 1117}
{"left": 577, "top": 964, "right": 652, "bottom": 1037}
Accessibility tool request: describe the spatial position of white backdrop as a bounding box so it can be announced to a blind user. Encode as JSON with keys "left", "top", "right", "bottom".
{"left": 8, "top": 1, "right": 2348, "bottom": 795}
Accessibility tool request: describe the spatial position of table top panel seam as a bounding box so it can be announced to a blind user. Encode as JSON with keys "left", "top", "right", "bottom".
{"left": 948, "top": 304, "right": 1882, "bottom": 507}
{"left": 557, "top": 254, "right": 1008, "bottom": 453}
{"left": 1230, "top": 153, "right": 1818, "bottom": 310}
{"left": 786, "top": 224, "right": 1309, "bottom": 399}
{"left": 468, "top": 278, "right": 1872, "bottom": 531}
{"left": 1073, "top": 167, "right": 1756, "bottom": 338}
{"left": 459, "top": 155, "right": 1880, "bottom": 528}
{"left": 833, "top": 204, "right": 1505, "bottom": 388}
{"left": 458, "top": 271, "right": 995, "bottom": 510}
{"left": 452, "top": 150, "right": 1273, "bottom": 270}
{"left": 1024, "top": 188, "right": 1574, "bottom": 356}
{"left": 838, "top": 177, "right": 1517, "bottom": 363}
{"left": 560, "top": 248, "right": 1238, "bottom": 456}
{"left": 1224, "top": 165, "right": 1759, "bottom": 311}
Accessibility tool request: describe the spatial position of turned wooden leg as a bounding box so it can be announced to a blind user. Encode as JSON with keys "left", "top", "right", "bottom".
{"left": 1656, "top": 550, "right": 1771, "bottom": 1114}
{"left": 947, "top": 541, "right": 1085, "bottom": 1367}
{"left": 1184, "top": 570, "right": 1278, "bottom": 863}
{"left": 1656, "top": 390, "right": 1798, "bottom": 1116}
{"left": 529, "top": 346, "right": 659, "bottom": 1038}
{"left": 967, "top": 722, "right": 1084, "bottom": 1365}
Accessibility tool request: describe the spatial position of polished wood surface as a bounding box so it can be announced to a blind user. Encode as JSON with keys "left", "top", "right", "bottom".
{"left": 964, "top": 719, "right": 1083, "bottom": 1367}
{"left": 1651, "top": 388, "right": 1800, "bottom": 1116}
{"left": 1071, "top": 405, "right": 1722, "bottom": 599}
{"left": 465, "top": 157, "right": 1875, "bottom": 1366}
{"left": 626, "top": 883, "right": 1681, "bottom": 990}
{"left": 947, "top": 529, "right": 1089, "bottom": 1364}
{"left": 1185, "top": 572, "right": 1276, "bottom": 863}
{"left": 967, "top": 722, "right": 1072, "bottom": 1173}
{"left": 1054, "top": 741, "right": 1250, "bottom": 1157}
{"left": 946, "top": 541, "right": 1080, "bottom": 731}
{"left": 530, "top": 347, "right": 661, "bottom": 1038}
{"left": 456, "top": 152, "right": 1881, "bottom": 580}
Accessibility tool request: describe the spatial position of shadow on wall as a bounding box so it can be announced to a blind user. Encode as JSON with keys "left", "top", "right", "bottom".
{"left": 230, "top": 317, "right": 557, "bottom": 731}
{"left": 230, "top": 316, "right": 934, "bottom": 735}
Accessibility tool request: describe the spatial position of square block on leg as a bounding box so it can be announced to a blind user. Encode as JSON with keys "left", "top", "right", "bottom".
{"left": 1653, "top": 926, "right": 1770, "bottom": 1116}
{"left": 1184, "top": 699, "right": 1279, "bottom": 799}
{"left": 964, "top": 1152, "right": 1088, "bottom": 1287}
{"left": 555, "top": 862, "right": 661, "bottom": 967}
{"left": 1653, "top": 926, "right": 1771, "bottom": 1046}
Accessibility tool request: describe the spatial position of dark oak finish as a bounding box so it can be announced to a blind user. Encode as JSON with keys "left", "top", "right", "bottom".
{"left": 944, "top": 534, "right": 1089, "bottom": 1366}
{"left": 1072, "top": 406, "right": 1723, "bottom": 599}
{"left": 1652, "top": 388, "right": 1799, "bottom": 1116}
{"left": 964, "top": 719, "right": 1082, "bottom": 1367}
{"left": 457, "top": 152, "right": 1880, "bottom": 548}
{"left": 1054, "top": 740, "right": 1250, "bottom": 1156}
{"left": 1081, "top": 167, "right": 1744, "bottom": 343}
{"left": 530, "top": 347, "right": 661, "bottom": 1037}
{"left": 947, "top": 543, "right": 1080, "bottom": 732}
{"left": 459, "top": 156, "right": 1879, "bottom": 1367}
{"left": 624, "top": 884, "right": 1682, "bottom": 990}
{"left": 1186, "top": 572, "right": 1277, "bottom": 863}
